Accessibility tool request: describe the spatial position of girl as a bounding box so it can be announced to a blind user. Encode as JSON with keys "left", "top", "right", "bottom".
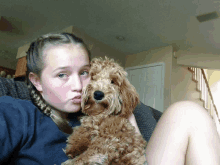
{"left": 0, "top": 33, "right": 219, "bottom": 165}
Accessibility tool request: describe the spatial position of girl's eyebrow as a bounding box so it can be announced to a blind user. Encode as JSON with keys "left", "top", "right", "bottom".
{"left": 53, "top": 66, "right": 70, "bottom": 73}
{"left": 83, "top": 64, "right": 91, "bottom": 67}
{"left": 53, "top": 64, "right": 90, "bottom": 73}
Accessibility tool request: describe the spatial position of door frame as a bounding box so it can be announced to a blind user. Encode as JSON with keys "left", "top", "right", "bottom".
{"left": 125, "top": 62, "right": 165, "bottom": 112}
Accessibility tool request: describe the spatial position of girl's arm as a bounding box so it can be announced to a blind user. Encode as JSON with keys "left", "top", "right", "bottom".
{"left": 0, "top": 96, "right": 26, "bottom": 163}
{"left": 128, "top": 113, "right": 141, "bottom": 134}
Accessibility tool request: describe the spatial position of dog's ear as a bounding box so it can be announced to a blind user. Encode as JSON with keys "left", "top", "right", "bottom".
{"left": 119, "top": 78, "right": 140, "bottom": 118}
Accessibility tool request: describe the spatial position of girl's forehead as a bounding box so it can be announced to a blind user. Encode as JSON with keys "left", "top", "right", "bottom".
{"left": 43, "top": 44, "right": 89, "bottom": 70}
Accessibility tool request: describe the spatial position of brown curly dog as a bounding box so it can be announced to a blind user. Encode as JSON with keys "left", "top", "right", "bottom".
{"left": 62, "top": 57, "right": 147, "bottom": 165}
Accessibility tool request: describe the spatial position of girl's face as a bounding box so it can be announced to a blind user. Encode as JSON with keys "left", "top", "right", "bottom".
{"left": 32, "top": 44, "right": 90, "bottom": 117}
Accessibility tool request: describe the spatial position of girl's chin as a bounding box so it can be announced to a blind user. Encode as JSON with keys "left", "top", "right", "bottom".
{"left": 67, "top": 105, "right": 81, "bottom": 113}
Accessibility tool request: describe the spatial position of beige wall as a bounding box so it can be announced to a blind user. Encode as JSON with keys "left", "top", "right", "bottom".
{"left": 207, "top": 69, "right": 220, "bottom": 87}
{"left": 207, "top": 69, "right": 220, "bottom": 111}
{"left": 176, "top": 47, "right": 220, "bottom": 70}
{"left": 209, "top": 71, "right": 220, "bottom": 117}
{"left": 207, "top": 70, "right": 220, "bottom": 126}
{"left": 171, "top": 55, "right": 201, "bottom": 105}
{"left": 16, "top": 26, "right": 127, "bottom": 67}
{"left": 125, "top": 45, "right": 173, "bottom": 111}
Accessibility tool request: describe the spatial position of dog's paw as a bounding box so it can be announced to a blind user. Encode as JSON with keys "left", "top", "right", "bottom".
{"left": 62, "top": 157, "right": 85, "bottom": 165}
{"left": 88, "top": 154, "right": 109, "bottom": 165}
{"left": 61, "top": 159, "right": 75, "bottom": 165}
{"left": 136, "top": 153, "right": 148, "bottom": 165}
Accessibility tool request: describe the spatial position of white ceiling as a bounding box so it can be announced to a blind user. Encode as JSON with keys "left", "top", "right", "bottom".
{"left": 1, "top": 0, "right": 220, "bottom": 61}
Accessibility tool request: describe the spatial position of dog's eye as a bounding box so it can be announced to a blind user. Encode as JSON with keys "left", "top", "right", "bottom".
{"left": 111, "top": 80, "right": 114, "bottom": 84}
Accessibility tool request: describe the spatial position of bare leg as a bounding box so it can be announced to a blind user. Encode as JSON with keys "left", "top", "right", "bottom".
{"left": 145, "top": 101, "right": 220, "bottom": 165}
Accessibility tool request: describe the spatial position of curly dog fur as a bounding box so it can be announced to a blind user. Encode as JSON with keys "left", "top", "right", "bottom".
{"left": 62, "top": 57, "right": 147, "bottom": 165}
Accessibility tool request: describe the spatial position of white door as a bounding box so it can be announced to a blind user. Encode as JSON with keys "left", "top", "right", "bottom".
{"left": 126, "top": 62, "right": 165, "bottom": 112}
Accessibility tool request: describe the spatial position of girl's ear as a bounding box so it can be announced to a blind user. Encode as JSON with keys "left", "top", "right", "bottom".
{"left": 29, "top": 72, "right": 43, "bottom": 92}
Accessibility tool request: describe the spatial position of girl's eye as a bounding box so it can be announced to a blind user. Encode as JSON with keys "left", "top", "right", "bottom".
{"left": 58, "top": 73, "right": 67, "bottom": 79}
{"left": 81, "top": 71, "right": 89, "bottom": 76}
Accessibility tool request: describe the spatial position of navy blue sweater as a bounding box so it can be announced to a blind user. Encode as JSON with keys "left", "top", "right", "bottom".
{"left": 0, "top": 96, "right": 81, "bottom": 165}
{"left": 0, "top": 96, "right": 160, "bottom": 164}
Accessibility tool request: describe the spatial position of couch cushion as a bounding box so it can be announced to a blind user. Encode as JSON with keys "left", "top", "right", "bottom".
{"left": 0, "top": 77, "right": 31, "bottom": 100}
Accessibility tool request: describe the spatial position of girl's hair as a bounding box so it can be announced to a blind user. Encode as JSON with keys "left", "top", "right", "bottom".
{"left": 25, "top": 33, "right": 91, "bottom": 134}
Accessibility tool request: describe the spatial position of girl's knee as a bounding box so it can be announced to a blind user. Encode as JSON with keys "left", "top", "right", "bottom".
{"left": 165, "top": 101, "right": 212, "bottom": 126}
{"left": 174, "top": 101, "right": 220, "bottom": 164}
{"left": 146, "top": 100, "right": 220, "bottom": 164}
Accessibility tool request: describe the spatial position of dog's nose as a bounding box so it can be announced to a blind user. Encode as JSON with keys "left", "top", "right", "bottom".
{"left": 94, "top": 91, "right": 105, "bottom": 100}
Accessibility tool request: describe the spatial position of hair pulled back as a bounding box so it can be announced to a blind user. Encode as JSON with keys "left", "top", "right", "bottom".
{"left": 25, "top": 33, "right": 91, "bottom": 134}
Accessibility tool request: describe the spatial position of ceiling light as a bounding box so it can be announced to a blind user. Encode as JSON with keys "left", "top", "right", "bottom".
{"left": 116, "top": 36, "right": 125, "bottom": 41}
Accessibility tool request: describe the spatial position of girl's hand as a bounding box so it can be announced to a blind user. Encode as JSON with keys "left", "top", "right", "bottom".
{"left": 128, "top": 113, "right": 141, "bottom": 134}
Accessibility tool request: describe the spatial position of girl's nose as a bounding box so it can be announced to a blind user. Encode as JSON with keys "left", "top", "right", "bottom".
{"left": 71, "top": 75, "right": 82, "bottom": 92}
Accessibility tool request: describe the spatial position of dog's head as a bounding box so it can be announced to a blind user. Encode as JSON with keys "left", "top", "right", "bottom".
{"left": 81, "top": 57, "right": 140, "bottom": 118}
